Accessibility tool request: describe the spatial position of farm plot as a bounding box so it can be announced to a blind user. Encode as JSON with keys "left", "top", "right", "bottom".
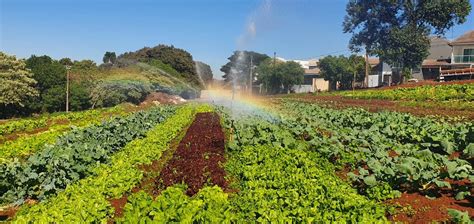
{"left": 284, "top": 83, "right": 474, "bottom": 119}
{"left": 0, "top": 106, "right": 126, "bottom": 140}
{"left": 0, "top": 107, "right": 130, "bottom": 162}
{"left": 0, "top": 106, "right": 178, "bottom": 220}
{"left": 115, "top": 107, "right": 387, "bottom": 223}
{"left": 9, "top": 104, "right": 213, "bottom": 222}
{"left": 274, "top": 100, "right": 473, "bottom": 222}
{"left": 2, "top": 99, "right": 472, "bottom": 223}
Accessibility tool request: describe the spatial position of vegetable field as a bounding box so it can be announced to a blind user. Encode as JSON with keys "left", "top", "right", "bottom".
{"left": 287, "top": 83, "right": 474, "bottom": 119}
{"left": 0, "top": 92, "right": 473, "bottom": 223}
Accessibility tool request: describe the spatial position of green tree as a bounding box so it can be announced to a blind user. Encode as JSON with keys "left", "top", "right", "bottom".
{"left": 25, "top": 55, "right": 67, "bottom": 112}
{"left": 343, "top": 0, "right": 471, "bottom": 82}
{"left": 25, "top": 56, "right": 93, "bottom": 113}
{"left": 26, "top": 55, "right": 66, "bottom": 91}
{"left": 257, "top": 59, "right": 304, "bottom": 94}
{"left": 195, "top": 61, "right": 214, "bottom": 87}
{"left": 347, "top": 55, "right": 366, "bottom": 90}
{"left": 221, "top": 51, "right": 269, "bottom": 89}
{"left": 102, "top": 52, "right": 117, "bottom": 64}
{"left": 319, "top": 55, "right": 365, "bottom": 90}
{"left": 119, "top": 45, "right": 201, "bottom": 88}
{"left": 0, "top": 52, "right": 38, "bottom": 107}
{"left": 59, "top": 58, "right": 73, "bottom": 66}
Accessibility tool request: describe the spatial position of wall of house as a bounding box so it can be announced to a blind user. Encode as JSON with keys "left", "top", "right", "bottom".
{"left": 453, "top": 45, "right": 474, "bottom": 55}
{"left": 292, "top": 85, "right": 314, "bottom": 93}
{"left": 368, "top": 74, "right": 382, "bottom": 87}
{"left": 428, "top": 38, "right": 451, "bottom": 60}
{"left": 313, "top": 78, "right": 329, "bottom": 91}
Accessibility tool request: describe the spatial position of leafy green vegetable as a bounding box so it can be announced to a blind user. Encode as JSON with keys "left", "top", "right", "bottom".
{"left": 0, "top": 106, "right": 176, "bottom": 206}
{"left": 13, "top": 104, "right": 212, "bottom": 222}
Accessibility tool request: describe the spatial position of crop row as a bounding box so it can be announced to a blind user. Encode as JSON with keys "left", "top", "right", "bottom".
{"left": 278, "top": 100, "right": 473, "bottom": 200}
{"left": 115, "top": 107, "right": 387, "bottom": 223}
{"left": 0, "top": 110, "right": 130, "bottom": 163}
{"left": 0, "top": 106, "right": 176, "bottom": 207}
{"left": 12, "top": 104, "right": 213, "bottom": 222}
{"left": 0, "top": 106, "right": 125, "bottom": 137}
{"left": 338, "top": 83, "right": 474, "bottom": 102}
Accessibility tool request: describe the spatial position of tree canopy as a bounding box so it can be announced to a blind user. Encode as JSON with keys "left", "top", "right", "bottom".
{"left": 318, "top": 55, "right": 365, "bottom": 90}
{"left": 26, "top": 55, "right": 66, "bottom": 92}
{"left": 256, "top": 59, "right": 304, "bottom": 94}
{"left": 195, "top": 61, "right": 214, "bottom": 87}
{"left": 59, "top": 58, "right": 73, "bottom": 66}
{"left": 220, "top": 51, "right": 269, "bottom": 88}
{"left": 102, "top": 52, "right": 117, "bottom": 64}
{"left": 119, "top": 45, "right": 202, "bottom": 88}
{"left": 24, "top": 55, "right": 92, "bottom": 113}
{"left": 0, "top": 52, "right": 38, "bottom": 107}
{"left": 343, "top": 0, "right": 471, "bottom": 79}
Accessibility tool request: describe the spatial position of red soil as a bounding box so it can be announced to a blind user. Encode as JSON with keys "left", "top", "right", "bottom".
{"left": 0, "top": 127, "right": 50, "bottom": 144}
{"left": 387, "top": 192, "right": 474, "bottom": 223}
{"left": 0, "top": 199, "right": 36, "bottom": 221}
{"left": 158, "top": 112, "right": 227, "bottom": 196}
{"left": 0, "top": 207, "right": 19, "bottom": 221}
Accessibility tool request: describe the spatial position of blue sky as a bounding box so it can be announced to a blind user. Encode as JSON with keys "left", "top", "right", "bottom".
{"left": 1, "top": 0, "right": 473, "bottom": 78}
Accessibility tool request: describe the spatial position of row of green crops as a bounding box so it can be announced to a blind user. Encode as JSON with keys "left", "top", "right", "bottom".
{"left": 284, "top": 100, "right": 473, "bottom": 156}
{"left": 13, "top": 104, "right": 213, "bottom": 223}
{"left": 0, "top": 105, "right": 125, "bottom": 137}
{"left": 338, "top": 83, "right": 474, "bottom": 102}
{"left": 115, "top": 107, "right": 387, "bottom": 223}
{"left": 0, "top": 106, "right": 177, "bottom": 207}
{"left": 278, "top": 100, "right": 473, "bottom": 200}
{"left": 227, "top": 114, "right": 386, "bottom": 222}
{"left": 0, "top": 110, "right": 130, "bottom": 163}
{"left": 119, "top": 186, "right": 233, "bottom": 223}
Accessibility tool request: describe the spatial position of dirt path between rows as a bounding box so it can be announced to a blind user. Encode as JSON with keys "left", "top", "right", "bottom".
{"left": 109, "top": 112, "right": 228, "bottom": 219}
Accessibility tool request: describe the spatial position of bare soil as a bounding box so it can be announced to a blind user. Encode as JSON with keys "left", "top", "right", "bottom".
{"left": 139, "top": 92, "right": 186, "bottom": 107}
{"left": 387, "top": 192, "right": 474, "bottom": 223}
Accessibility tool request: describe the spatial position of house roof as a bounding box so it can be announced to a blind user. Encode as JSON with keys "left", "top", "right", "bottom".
{"left": 368, "top": 58, "right": 380, "bottom": 67}
{"left": 450, "top": 30, "right": 474, "bottom": 45}
{"left": 421, "top": 59, "right": 451, "bottom": 68}
{"left": 307, "top": 60, "right": 318, "bottom": 67}
{"left": 305, "top": 68, "right": 320, "bottom": 74}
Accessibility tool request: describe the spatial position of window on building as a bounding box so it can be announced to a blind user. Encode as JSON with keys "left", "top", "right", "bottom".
{"left": 463, "top": 48, "right": 474, "bottom": 55}
{"left": 463, "top": 49, "right": 474, "bottom": 63}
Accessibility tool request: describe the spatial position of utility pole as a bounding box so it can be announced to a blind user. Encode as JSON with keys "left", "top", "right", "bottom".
{"left": 364, "top": 51, "right": 369, "bottom": 88}
{"left": 66, "top": 66, "right": 71, "bottom": 112}
{"left": 249, "top": 55, "right": 253, "bottom": 95}
{"left": 273, "top": 52, "right": 276, "bottom": 94}
{"left": 273, "top": 52, "right": 276, "bottom": 68}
